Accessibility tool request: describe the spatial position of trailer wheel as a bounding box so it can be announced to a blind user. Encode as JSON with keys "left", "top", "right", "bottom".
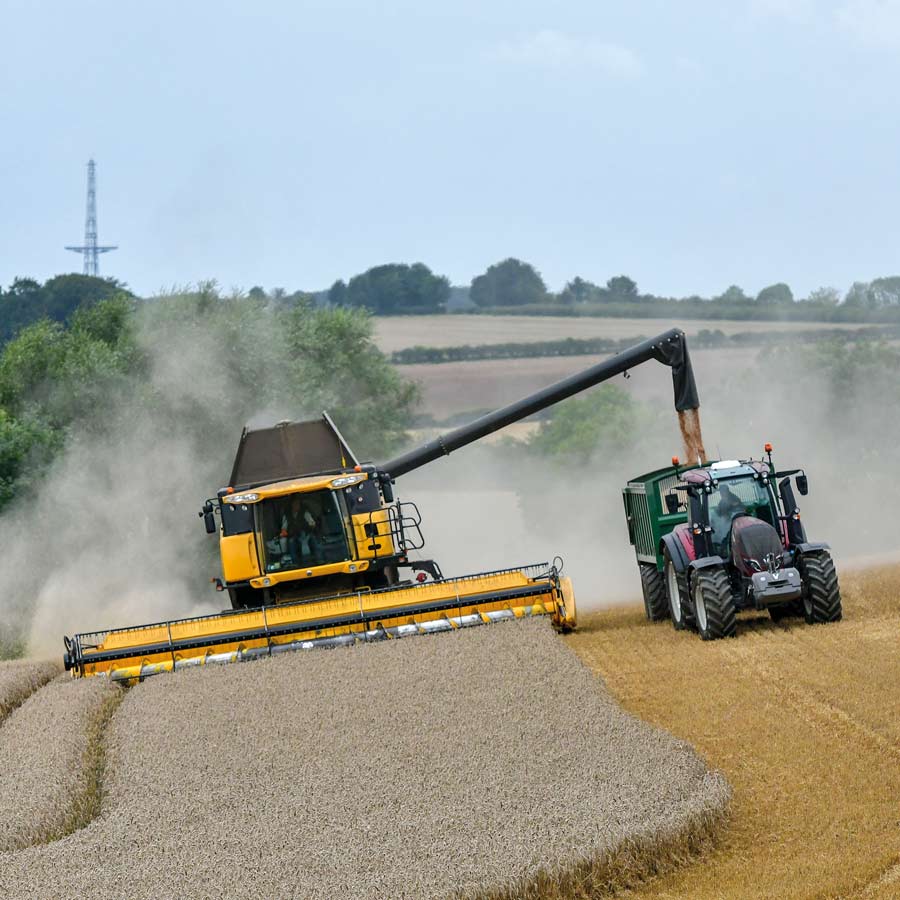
{"left": 799, "top": 551, "right": 842, "bottom": 624}
{"left": 663, "top": 549, "right": 691, "bottom": 631}
{"left": 691, "top": 566, "right": 737, "bottom": 640}
{"left": 639, "top": 564, "right": 669, "bottom": 621}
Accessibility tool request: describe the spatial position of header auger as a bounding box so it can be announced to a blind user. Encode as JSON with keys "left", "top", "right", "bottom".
{"left": 65, "top": 328, "right": 699, "bottom": 681}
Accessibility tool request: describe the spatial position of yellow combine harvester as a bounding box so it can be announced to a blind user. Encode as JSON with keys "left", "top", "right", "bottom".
{"left": 64, "top": 328, "right": 699, "bottom": 682}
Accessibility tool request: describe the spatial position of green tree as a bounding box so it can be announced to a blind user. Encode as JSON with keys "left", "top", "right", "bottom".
{"left": 328, "top": 279, "right": 348, "bottom": 306}
{"left": 558, "top": 276, "right": 602, "bottom": 305}
{"left": 869, "top": 276, "right": 900, "bottom": 307}
{"left": 606, "top": 275, "right": 639, "bottom": 301}
{"left": 0, "top": 275, "right": 130, "bottom": 346}
{"left": 806, "top": 286, "right": 841, "bottom": 305}
{"left": 714, "top": 285, "right": 750, "bottom": 304}
{"left": 470, "top": 258, "right": 548, "bottom": 307}
{"left": 342, "top": 263, "right": 449, "bottom": 314}
{"left": 844, "top": 282, "right": 871, "bottom": 307}
{"left": 756, "top": 282, "right": 794, "bottom": 304}
{"left": 526, "top": 385, "right": 646, "bottom": 465}
{"left": 285, "top": 306, "right": 418, "bottom": 455}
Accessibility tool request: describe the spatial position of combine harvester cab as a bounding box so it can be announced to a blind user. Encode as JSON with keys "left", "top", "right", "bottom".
{"left": 65, "top": 328, "right": 700, "bottom": 682}
{"left": 623, "top": 446, "right": 842, "bottom": 639}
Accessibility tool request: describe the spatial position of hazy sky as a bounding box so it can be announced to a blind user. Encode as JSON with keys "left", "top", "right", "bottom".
{"left": 2, "top": 0, "right": 899, "bottom": 297}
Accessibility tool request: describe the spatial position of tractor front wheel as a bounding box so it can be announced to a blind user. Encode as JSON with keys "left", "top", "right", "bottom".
{"left": 799, "top": 551, "right": 842, "bottom": 624}
{"left": 639, "top": 563, "right": 669, "bottom": 621}
{"left": 663, "top": 549, "right": 691, "bottom": 631}
{"left": 691, "top": 566, "right": 737, "bottom": 640}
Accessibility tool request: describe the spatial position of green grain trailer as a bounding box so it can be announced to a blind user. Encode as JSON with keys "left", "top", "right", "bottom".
{"left": 622, "top": 463, "right": 688, "bottom": 621}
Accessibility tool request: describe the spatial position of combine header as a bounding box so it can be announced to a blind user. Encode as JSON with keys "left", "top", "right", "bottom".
{"left": 65, "top": 328, "right": 699, "bottom": 682}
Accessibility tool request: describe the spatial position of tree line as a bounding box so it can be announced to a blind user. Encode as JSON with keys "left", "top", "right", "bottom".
{"left": 4, "top": 263, "right": 900, "bottom": 354}
{"left": 324, "top": 259, "right": 900, "bottom": 319}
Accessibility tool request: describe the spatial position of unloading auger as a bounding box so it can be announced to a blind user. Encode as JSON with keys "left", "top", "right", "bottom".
{"left": 64, "top": 328, "right": 699, "bottom": 682}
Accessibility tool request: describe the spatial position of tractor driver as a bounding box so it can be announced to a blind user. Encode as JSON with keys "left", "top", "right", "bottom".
{"left": 710, "top": 483, "right": 746, "bottom": 549}
{"left": 282, "top": 495, "right": 321, "bottom": 564}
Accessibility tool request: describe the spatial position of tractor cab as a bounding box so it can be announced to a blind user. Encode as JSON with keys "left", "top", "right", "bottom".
{"left": 680, "top": 461, "right": 780, "bottom": 559}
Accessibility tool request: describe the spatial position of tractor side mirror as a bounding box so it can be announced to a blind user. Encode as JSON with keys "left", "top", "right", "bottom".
{"left": 200, "top": 501, "right": 217, "bottom": 534}
{"left": 796, "top": 473, "right": 808, "bottom": 496}
{"left": 665, "top": 492, "right": 680, "bottom": 515}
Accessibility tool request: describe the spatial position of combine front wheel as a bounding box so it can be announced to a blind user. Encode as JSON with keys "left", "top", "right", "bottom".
{"left": 799, "top": 551, "right": 842, "bottom": 624}
{"left": 639, "top": 563, "right": 669, "bottom": 621}
{"left": 691, "top": 567, "right": 737, "bottom": 640}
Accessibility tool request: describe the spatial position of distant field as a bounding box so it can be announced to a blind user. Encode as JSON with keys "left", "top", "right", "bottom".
{"left": 403, "top": 346, "right": 762, "bottom": 421}
{"left": 373, "top": 315, "right": 875, "bottom": 354}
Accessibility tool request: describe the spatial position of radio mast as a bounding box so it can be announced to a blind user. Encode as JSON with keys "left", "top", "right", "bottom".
{"left": 65, "top": 159, "right": 118, "bottom": 276}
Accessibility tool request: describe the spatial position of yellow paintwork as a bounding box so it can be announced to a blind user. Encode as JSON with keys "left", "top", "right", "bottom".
{"left": 350, "top": 508, "right": 395, "bottom": 561}
{"left": 220, "top": 532, "right": 261, "bottom": 583}
{"left": 224, "top": 472, "right": 369, "bottom": 503}
{"left": 74, "top": 568, "right": 575, "bottom": 682}
{"left": 249, "top": 558, "right": 369, "bottom": 588}
{"left": 559, "top": 576, "right": 577, "bottom": 628}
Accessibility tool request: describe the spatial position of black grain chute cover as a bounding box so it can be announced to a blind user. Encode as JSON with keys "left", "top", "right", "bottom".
{"left": 650, "top": 334, "right": 699, "bottom": 412}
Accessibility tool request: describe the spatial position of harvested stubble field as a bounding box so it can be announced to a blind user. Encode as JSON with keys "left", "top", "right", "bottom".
{"left": 0, "top": 621, "right": 728, "bottom": 900}
{"left": 400, "top": 349, "right": 762, "bottom": 422}
{"left": 567, "top": 562, "right": 900, "bottom": 899}
{"left": 372, "top": 316, "right": 874, "bottom": 355}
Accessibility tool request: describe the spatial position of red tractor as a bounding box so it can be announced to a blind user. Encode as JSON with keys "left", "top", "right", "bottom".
{"left": 623, "top": 447, "right": 842, "bottom": 639}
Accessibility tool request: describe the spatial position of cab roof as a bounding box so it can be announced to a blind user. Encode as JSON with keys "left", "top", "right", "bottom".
{"left": 223, "top": 471, "right": 368, "bottom": 502}
{"left": 683, "top": 460, "right": 769, "bottom": 483}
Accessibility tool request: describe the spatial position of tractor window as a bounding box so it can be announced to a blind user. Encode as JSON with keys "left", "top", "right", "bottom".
{"left": 260, "top": 490, "right": 351, "bottom": 574}
{"left": 708, "top": 477, "right": 774, "bottom": 551}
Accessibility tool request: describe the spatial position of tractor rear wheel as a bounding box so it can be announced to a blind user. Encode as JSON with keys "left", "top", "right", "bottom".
{"left": 799, "top": 551, "right": 842, "bottom": 624}
{"left": 691, "top": 566, "right": 737, "bottom": 640}
{"left": 663, "top": 549, "right": 691, "bottom": 631}
{"left": 639, "top": 563, "right": 668, "bottom": 621}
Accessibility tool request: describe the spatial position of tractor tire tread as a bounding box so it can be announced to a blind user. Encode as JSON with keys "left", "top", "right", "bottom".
{"left": 694, "top": 567, "right": 737, "bottom": 640}
{"left": 801, "top": 551, "right": 842, "bottom": 624}
{"left": 639, "top": 564, "right": 669, "bottom": 621}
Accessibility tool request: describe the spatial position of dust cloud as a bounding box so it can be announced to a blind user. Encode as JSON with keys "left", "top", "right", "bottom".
{"left": 0, "top": 295, "right": 313, "bottom": 659}
{"left": 397, "top": 335, "right": 900, "bottom": 611}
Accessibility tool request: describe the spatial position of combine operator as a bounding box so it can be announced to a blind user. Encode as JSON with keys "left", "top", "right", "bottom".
{"left": 282, "top": 495, "right": 322, "bottom": 565}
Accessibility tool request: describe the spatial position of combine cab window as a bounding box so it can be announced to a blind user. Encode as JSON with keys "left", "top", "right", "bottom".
{"left": 707, "top": 476, "right": 775, "bottom": 552}
{"left": 260, "top": 490, "right": 350, "bottom": 574}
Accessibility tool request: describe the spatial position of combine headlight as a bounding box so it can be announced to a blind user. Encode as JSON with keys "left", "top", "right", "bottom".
{"left": 331, "top": 474, "right": 364, "bottom": 488}
{"left": 227, "top": 492, "right": 260, "bottom": 504}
